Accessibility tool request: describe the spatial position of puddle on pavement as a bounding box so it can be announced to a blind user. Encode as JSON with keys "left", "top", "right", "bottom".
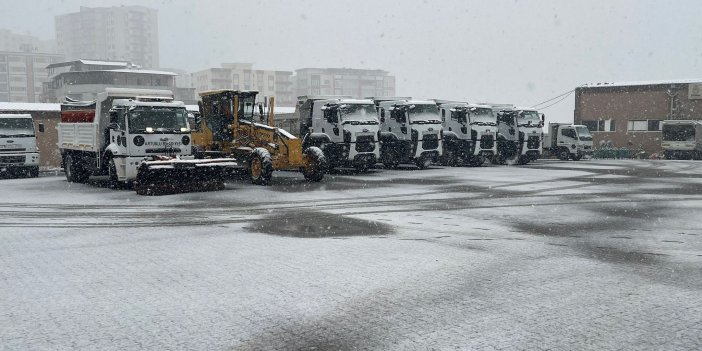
{"left": 244, "top": 210, "right": 394, "bottom": 238}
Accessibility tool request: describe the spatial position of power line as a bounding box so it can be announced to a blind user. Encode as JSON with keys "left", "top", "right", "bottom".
{"left": 536, "top": 90, "right": 574, "bottom": 110}
{"left": 531, "top": 88, "right": 575, "bottom": 108}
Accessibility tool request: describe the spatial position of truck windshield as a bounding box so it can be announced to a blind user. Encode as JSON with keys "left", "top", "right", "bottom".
{"left": 517, "top": 110, "right": 541, "bottom": 127}
{"left": 0, "top": 118, "right": 34, "bottom": 137}
{"left": 662, "top": 124, "right": 695, "bottom": 141}
{"left": 409, "top": 105, "right": 441, "bottom": 124}
{"left": 340, "top": 104, "right": 378, "bottom": 123}
{"left": 575, "top": 126, "right": 593, "bottom": 141}
{"left": 128, "top": 107, "right": 189, "bottom": 133}
{"left": 470, "top": 108, "right": 496, "bottom": 125}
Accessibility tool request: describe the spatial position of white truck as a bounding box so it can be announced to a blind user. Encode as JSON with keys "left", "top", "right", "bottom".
{"left": 492, "top": 106, "right": 543, "bottom": 164}
{"left": 297, "top": 96, "right": 380, "bottom": 171}
{"left": 373, "top": 98, "right": 443, "bottom": 169}
{"left": 0, "top": 114, "right": 43, "bottom": 177}
{"left": 58, "top": 88, "right": 229, "bottom": 194}
{"left": 542, "top": 122, "right": 593, "bottom": 160}
{"left": 435, "top": 101, "right": 497, "bottom": 166}
{"left": 661, "top": 120, "right": 702, "bottom": 160}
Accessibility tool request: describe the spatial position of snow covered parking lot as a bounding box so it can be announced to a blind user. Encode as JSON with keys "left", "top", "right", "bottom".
{"left": 1, "top": 159, "right": 701, "bottom": 350}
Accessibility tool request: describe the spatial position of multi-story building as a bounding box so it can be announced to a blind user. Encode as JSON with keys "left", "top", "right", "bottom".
{"left": 293, "top": 68, "right": 395, "bottom": 99}
{"left": 55, "top": 6, "right": 159, "bottom": 69}
{"left": 43, "top": 59, "right": 195, "bottom": 104}
{"left": 0, "top": 51, "right": 64, "bottom": 102}
{"left": 574, "top": 79, "right": 702, "bottom": 154}
{"left": 0, "top": 28, "right": 57, "bottom": 53}
{"left": 191, "top": 63, "right": 295, "bottom": 107}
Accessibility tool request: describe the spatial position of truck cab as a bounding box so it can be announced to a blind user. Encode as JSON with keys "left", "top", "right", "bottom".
{"left": 543, "top": 123, "right": 593, "bottom": 160}
{"left": 0, "top": 114, "right": 43, "bottom": 177}
{"left": 300, "top": 97, "right": 380, "bottom": 170}
{"left": 436, "top": 101, "right": 497, "bottom": 166}
{"left": 376, "top": 99, "right": 443, "bottom": 169}
{"left": 661, "top": 120, "right": 702, "bottom": 160}
{"left": 494, "top": 107, "right": 543, "bottom": 164}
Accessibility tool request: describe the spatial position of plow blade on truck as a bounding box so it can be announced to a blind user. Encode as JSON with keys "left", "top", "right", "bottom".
{"left": 133, "top": 157, "right": 241, "bottom": 196}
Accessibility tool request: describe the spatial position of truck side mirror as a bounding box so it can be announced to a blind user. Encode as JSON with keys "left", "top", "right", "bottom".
{"left": 38, "top": 123, "right": 45, "bottom": 133}
{"left": 541, "top": 114, "right": 545, "bottom": 125}
{"left": 108, "top": 122, "right": 120, "bottom": 130}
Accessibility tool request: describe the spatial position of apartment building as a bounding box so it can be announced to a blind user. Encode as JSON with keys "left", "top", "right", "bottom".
{"left": 294, "top": 68, "right": 395, "bottom": 99}
{"left": 191, "top": 63, "right": 294, "bottom": 107}
{"left": 0, "top": 51, "right": 64, "bottom": 102}
{"left": 55, "top": 6, "right": 159, "bottom": 69}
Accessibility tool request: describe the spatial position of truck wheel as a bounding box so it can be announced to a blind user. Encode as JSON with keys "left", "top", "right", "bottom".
{"left": 64, "top": 154, "right": 89, "bottom": 183}
{"left": 250, "top": 148, "right": 273, "bottom": 185}
{"left": 415, "top": 156, "right": 431, "bottom": 169}
{"left": 572, "top": 154, "right": 583, "bottom": 161}
{"left": 468, "top": 156, "right": 485, "bottom": 167}
{"left": 557, "top": 148, "right": 570, "bottom": 161}
{"left": 28, "top": 166, "right": 39, "bottom": 178}
{"left": 108, "top": 158, "right": 121, "bottom": 188}
{"left": 302, "top": 146, "right": 326, "bottom": 182}
{"left": 441, "top": 150, "right": 457, "bottom": 167}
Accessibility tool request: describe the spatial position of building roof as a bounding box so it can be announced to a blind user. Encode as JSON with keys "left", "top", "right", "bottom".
{"left": 0, "top": 102, "right": 60, "bottom": 112}
{"left": 99, "top": 69, "right": 177, "bottom": 76}
{"left": 46, "top": 59, "right": 130, "bottom": 69}
{"left": 581, "top": 79, "right": 702, "bottom": 89}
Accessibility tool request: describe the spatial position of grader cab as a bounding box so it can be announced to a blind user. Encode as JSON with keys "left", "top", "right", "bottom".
{"left": 193, "top": 90, "right": 326, "bottom": 185}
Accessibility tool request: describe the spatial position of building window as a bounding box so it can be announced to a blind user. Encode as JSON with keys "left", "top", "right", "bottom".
{"left": 627, "top": 119, "right": 661, "bottom": 132}
{"left": 582, "top": 119, "right": 615, "bottom": 132}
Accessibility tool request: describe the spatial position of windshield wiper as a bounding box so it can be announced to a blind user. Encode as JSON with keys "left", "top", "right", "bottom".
{"left": 412, "top": 120, "right": 441, "bottom": 124}
{"left": 470, "top": 122, "right": 497, "bottom": 126}
{"left": 9, "top": 133, "right": 35, "bottom": 137}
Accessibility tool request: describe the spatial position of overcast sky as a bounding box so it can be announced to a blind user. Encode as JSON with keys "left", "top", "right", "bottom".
{"left": 4, "top": 0, "right": 702, "bottom": 122}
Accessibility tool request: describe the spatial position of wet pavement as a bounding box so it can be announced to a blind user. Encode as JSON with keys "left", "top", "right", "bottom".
{"left": 0, "top": 159, "right": 701, "bottom": 350}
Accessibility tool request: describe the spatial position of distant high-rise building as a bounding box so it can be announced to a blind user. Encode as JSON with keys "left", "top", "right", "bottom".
{"left": 191, "top": 63, "right": 295, "bottom": 107}
{"left": 55, "top": 6, "right": 159, "bottom": 69}
{"left": 294, "top": 68, "right": 395, "bottom": 99}
{"left": 0, "top": 29, "right": 57, "bottom": 53}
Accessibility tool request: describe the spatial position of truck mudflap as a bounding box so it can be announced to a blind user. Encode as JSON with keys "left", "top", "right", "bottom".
{"left": 134, "top": 156, "right": 240, "bottom": 196}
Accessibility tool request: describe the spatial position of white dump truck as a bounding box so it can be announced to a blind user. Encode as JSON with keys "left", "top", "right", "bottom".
{"left": 297, "top": 96, "right": 380, "bottom": 171}
{"left": 0, "top": 114, "right": 43, "bottom": 177}
{"left": 492, "top": 106, "right": 543, "bottom": 164}
{"left": 542, "top": 122, "right": 593, "bottom": 160}
{"left": 661, "top": 120, "right": 702, "bottom": 160}
{"left": 373, "top": 98, "right": 443, "bottom": 169}
{"left": 435, "top": 101, "right": 497, "bottom": 166}
{"left": 58, "top": 88, "right": 230, "bottom": 195}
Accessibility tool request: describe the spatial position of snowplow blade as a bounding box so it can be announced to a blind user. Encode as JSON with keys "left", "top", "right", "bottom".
{"left": 134, "top": 158, "right": 240, "bottom": 196}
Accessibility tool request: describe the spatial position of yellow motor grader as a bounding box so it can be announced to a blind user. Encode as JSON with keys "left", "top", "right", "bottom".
{"left": 192, "top": 90, "right": 326, "bottom": 185}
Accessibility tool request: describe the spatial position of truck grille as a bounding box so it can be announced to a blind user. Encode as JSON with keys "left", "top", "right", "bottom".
{"left": 422, "top": 134, "right": 439, "bottom": 150}
{"left": 0, "top": 155, "right": 25, "bottom": 164}
{"left": 355, "top": 135, "right": 375, "bottom": 152}
{"left": 480, "top": 135, "right": 494, "bottom": 149}
{"left": 527, "top": 136, "right": 540, "bottom": 149}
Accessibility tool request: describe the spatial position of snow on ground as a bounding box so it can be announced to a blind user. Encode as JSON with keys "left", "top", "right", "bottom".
{"left": 1, "top": 159, "right": 701, "bottom": 350}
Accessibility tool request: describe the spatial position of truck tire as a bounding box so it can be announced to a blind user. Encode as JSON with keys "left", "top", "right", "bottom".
{"left": 108, "top": 158, "right": 121, "bottom": 188}
{"left": 28, "top": 166, "right": 39, "bottom": 178}
{"left": 64, "top": 154, "right": 89, "bottom": 183}
{"left": 302, "top": 146, "right": 326, "bottom": 182}
{"left": 249, "top": 148, "right": 273, "bottom": 185}
{"left": 572, "top": 154, "right": 583, "bottom": 161}
{"left": 415, "top": 156, "right": 431, "bottom": 169}
{"left": 557, "top": 148, "right": 570, "bottom": 161}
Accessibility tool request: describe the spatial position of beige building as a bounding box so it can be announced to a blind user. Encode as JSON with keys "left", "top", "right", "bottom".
{"left": 55, "top": 6, "right": 159, "bottom": 69}
{"left": 191, "top": 63, "right": 295, "bottom": 107}
{"left": 0, "top": 51, "right": 64, "bottom": 102}
{"left": 294, "top": 67, "right": 395, "bottom": 99}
